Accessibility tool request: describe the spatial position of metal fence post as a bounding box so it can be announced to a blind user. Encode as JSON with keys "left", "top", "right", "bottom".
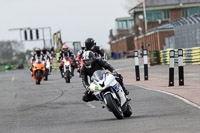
{"left": 134, "top": 51, "right": 140, "bottom": 81}
{"left": 169, "top": 50, "right": 175, "bottom": 86}
{"left": 143, "top": 49, "right": 148, "bottom": 80}
{"left": 178, "top": 49, "right": 184, "bottom": 86}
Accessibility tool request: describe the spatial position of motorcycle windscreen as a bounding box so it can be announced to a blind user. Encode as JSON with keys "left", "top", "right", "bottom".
{"left": 91, "top": 70, "right": 106, "bottom": 81}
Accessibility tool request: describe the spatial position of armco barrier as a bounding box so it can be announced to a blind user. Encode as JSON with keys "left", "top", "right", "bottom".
{"left": 160, "top": 47, "right": 200, "bottom": 65}
{"left": 150, "top": 51, "right": 160, "bottom": 65}
{"left": 191, "top": 47, "right": 200, "bottom": 65}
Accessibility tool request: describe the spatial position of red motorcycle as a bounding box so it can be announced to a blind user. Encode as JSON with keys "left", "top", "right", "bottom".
{"left": 76, "top": 54, "right": 83, "bottom": 77}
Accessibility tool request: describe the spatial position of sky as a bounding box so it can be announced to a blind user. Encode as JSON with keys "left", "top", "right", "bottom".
{"left": 0, "top": 0, "right": 135, "bottom": 51}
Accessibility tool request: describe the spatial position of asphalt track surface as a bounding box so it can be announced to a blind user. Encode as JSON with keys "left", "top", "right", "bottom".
{"left": 0, "top": 68, "right": 200, "bottom": 133}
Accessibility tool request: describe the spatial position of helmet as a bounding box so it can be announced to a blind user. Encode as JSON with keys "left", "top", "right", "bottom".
{"left": 81, "top": 43, "right": 85, "bottom": 50}
{"left": 85, "top": 38, "right": 95, "bottom": 50}
{"left": 35, "top": 48, "right": 41, "bottom": 56}
{"left": 42, "top": 48, "right": 47, "bottom": 55}
{"left": 82, "top": 51, "right": 95, "bottom": 68}
{"left": 62, "top": 44, "right": 69, "bottom": 52}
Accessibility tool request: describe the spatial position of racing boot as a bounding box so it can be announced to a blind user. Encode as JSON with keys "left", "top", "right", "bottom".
{"left": 115, "top": 74, "right": 129, "bottom": 95}
{"left": 82, "top": 90, "right": 98, "bottom": 102}
{"left": 121, "top": 84, "right": 129, "bottom": 95}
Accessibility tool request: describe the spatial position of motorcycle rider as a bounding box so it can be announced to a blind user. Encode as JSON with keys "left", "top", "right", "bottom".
{"left": 76, "top": 42, "right": 86, "bottom": 59}
{"left": 58, "top": 44, "right": 74, "bottom": 77}
{"left": 76, "top": 43, "right": 86, "bottom": 73}
{"left": 42, "top": 48, "right": 52, "bottom": 74}
{"left": 81, "top": 51, "right": 129, "bottom": 102}
{"left": 85, "top": 38, "right": 105, "bottom": 59}
{"left": 30, "top": 48, "right": 45, "bottom": 75}
{"left": 42, "top": 48, "right": 51, "bottom": 61}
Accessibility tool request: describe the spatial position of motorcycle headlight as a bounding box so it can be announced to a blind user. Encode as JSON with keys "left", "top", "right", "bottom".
{"left": 65, "top": 61, "right": 70, "bottom": 66}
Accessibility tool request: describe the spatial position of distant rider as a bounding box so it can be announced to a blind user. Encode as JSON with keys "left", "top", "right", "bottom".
{"left": 76, "top": 42, "right": 86, "bottom": 60}
{"left": 42, "top": 48, "right": 51, "bottom": 61}
{"left": 58, "top": 44, "right": 74, "bottom": 77}
{"left": 30, "top": 48, "right": 45, "bottom": 75}
{"left": 42, "top": 48, "right": 52, "bottom": 73}
{"left": 85, "top": 38, "right": 105, "bottom": 59}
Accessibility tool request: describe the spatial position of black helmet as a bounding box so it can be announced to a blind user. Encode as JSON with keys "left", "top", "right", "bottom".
{"left": 35, "top": 48, "right": 41, "bottom": 56}
{"left": 82, "top": 51, "right": 95, "bottom": 68}
{"left": 85, "top": 38, "right": 95, "bottom": 50}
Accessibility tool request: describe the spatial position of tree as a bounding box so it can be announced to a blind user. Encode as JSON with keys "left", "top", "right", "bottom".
{"left": 0, "top": 41, "right": 14, "bottom": 61}
{"left": 0, "top": 41, "right": 24, "bottom": 62}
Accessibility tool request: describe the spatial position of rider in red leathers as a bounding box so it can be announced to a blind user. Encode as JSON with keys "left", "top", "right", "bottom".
{"left": 58, "top": 44, "right": 74, "bottom": 78}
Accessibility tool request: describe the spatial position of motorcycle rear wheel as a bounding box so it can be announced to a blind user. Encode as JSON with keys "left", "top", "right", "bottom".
{"left": 123, "top": 104, "right": 132, "bottom": 117}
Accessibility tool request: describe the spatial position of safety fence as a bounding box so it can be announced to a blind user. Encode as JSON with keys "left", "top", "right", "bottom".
{"left": 159, "top": 47, "right": 200, "bottom": 65}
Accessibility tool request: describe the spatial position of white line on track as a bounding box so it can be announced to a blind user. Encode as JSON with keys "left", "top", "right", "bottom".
{"left": 11, "top": 77, "right": 15, "bottom": 82}
{"left": 125, "top": 83, "right": 200, "bottom": 110}
{"left": 86, "top": 102, "right": 96, "bottom": 109}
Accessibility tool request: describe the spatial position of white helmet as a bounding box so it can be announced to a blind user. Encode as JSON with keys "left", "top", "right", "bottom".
{"left": 82, "top": 51, "right": 95, "bottom": 68}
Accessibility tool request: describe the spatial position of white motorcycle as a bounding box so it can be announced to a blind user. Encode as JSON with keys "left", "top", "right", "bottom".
{"left": 43, "top": 55, "right": 51, "bottom": 81}
{"left": 89, "top": 70, "right": 132, "bottom": 119}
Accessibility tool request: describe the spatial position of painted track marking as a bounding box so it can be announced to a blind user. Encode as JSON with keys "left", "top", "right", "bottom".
{"left": 86, "top": 102, "right": 96, "bottom": 109}
{"left": 11, "top": 77, "right": 15, "bottom": 82}
{"left": 126, "top": 83, "right": 200, "bottom": 110}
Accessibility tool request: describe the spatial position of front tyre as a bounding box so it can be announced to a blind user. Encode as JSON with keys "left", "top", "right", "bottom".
{"left": 105, "top": 93, "right": 124, "bottom": 119}
{"left": 65, "top": 71, "right": 70, "bottom": 83}
{"left": 35, "top": 71, "right": 41, "bottom": 85}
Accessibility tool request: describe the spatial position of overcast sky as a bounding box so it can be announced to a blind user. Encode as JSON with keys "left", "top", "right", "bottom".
{"left": 0, "top": 0, "right": 134, "bottom": 50}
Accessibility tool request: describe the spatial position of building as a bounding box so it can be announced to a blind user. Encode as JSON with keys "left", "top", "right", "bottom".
{"left": 109, "top": 17, "right": 135, "bottom": 58}
{"left": 109, "top": 0, "right": 200, "bottom": 59}
{"left": 170, "top": 14, "right": 200, "bottom": 49}
{"left": 129, "top": 0, "right": 200, "bottom": 51}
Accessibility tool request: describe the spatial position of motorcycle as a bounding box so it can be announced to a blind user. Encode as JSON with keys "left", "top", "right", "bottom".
{"left": 89, "top": 70, "right": 132, "bottom": 119}
{"left": 62, "top": 56, "right": 72, "bottom": 83}
{"left": 43, "top": 59, "right": 51, "bottom": 81}
{"left": 75, "top": 54, "right": 83, "bottom": 77}
{"left": 32, "top": 59, "right": 45, "bottom": 85}
{"left": 43, "top": 53, "right": 53, "bottom": 81}
{"left": 49, "top": 53, "right": 53, "bottom": 74}
{"left": 70, "top": 54, "right": 76, "bottom": 76}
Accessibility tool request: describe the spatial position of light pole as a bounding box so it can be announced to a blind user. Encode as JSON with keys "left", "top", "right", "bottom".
{"left": 143, "top": 0, "right": 148, "bottom": 33}
{"left": 142, "top": 0, "right": 148, "bottom": 52}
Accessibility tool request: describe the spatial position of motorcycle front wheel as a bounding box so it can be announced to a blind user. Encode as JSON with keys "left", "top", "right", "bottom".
{"left": 65, "top": 72, "right": 70, "bottom": 83}
{"left": 105, "top": 93, "right": 124, "bottom": 119}
{"left": 35, "top": 71, "right": 42, "bottom": 85}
